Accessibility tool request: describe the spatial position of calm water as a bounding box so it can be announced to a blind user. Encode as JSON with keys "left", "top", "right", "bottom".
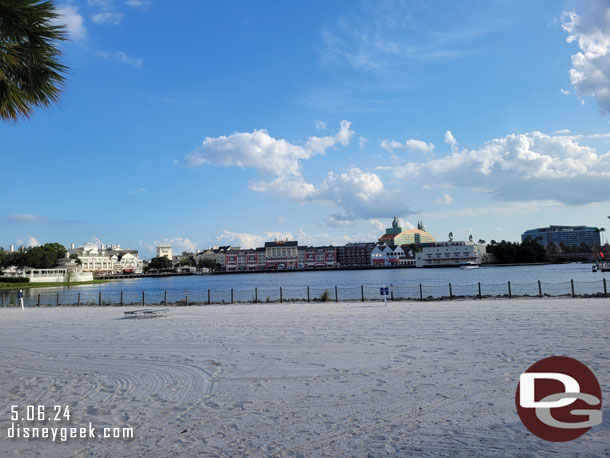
{"left": 4, "top": 263, "right": 610, "bottom": 306}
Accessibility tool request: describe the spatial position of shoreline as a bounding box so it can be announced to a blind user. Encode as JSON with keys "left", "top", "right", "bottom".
{"left": 0, "top": 279, "right": 110, "bottom": 291}
{"left": 3, "top": 292, "right": 608, "bottom": 308}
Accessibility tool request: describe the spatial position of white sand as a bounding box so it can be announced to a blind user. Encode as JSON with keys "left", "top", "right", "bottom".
{"left": 0, "top": 298, "right": 608, "bottom": 457}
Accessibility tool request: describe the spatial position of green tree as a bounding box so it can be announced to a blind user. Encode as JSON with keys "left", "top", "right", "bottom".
{"left": 197, "top": 258, "right": 216, "bottom": 270}
{"left": 147, "top": 257, "right": 173, "bottom": 271}
{"left": 0, "top": 0, "right": 68, "bottom": 121}
{"left": 42, "top": 242, "right": 66, "bottom": 260}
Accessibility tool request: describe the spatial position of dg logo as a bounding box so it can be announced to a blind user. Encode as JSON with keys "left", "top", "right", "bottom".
{"left": 515, "top": 356, "right": 603, "bottom": 441}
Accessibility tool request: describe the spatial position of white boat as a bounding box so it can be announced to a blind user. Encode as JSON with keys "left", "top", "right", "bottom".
{"left": 459, "top": 262, "right": 480, "bottom": 270}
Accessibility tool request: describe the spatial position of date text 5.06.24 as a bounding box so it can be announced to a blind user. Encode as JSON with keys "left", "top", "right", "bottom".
{"left": 11, "top": 405, "right": 70, "bottom": 422}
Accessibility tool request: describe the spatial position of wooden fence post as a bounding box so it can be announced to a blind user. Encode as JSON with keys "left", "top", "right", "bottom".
{"left": 208, "top": 289, "right": 210, "bottom": 305}
{"left": 98, "top": 291, "right": 101, "bottom": 306}
{"left": 142, "top": 291, "right": 145, "bottom": 306}
{"left": 280, "top": 287, "right": 283, "bottom": 303}
{"left": 419, "top": 283, "right": 423, "bottom": 301}
{"left": 538, "top": 280, "right": 542, "bottom": 298}
{"left": 361, "top": 285, "right": 364, "bottom": 302}
{"left": 77, "top": 293, "right": 80, "bottom": 306}
{"left": 508, "top": 281, "right": 512, "bottom": 299}
{"left": 120, "top": 291, "right": 123, "bottom": 306}
{"left": 570, "top": 279, "right": 575, "bottom": 298}
{"left": 478, "top": 282, "right": 482, "bottom": 299}
{"left": 307, "top": 286, "right": 310, "bottom": 302}
{"left": 604, "top": 278, "right": 608, "bottom": 297}
{"left": 164, "top": 290, "right": 167, "bottom": 306}
{"left": 449, "top": 283, "right": 453, "bottom": 300}
{"left": 231, "top": 288, "right": 234, "bottom": 304}
{"left": 335, "top": 285, "right": 338, "bottom": 302}
{"left": 255, "top": 287, "right": 258, "bottom": 303}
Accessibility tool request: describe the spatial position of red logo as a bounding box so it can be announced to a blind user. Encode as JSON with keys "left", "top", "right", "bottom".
{"left": 515, "top": 356, "right": 602, "bottom": 441}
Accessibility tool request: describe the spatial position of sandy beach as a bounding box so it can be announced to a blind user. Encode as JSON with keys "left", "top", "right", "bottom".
{"left": 0, "top": 298, "right": 608, "bottom": 457}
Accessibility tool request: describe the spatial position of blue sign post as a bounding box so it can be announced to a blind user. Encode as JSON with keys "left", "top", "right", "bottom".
{"left": 380, "top": 285, "right": 389, "bottom": 306}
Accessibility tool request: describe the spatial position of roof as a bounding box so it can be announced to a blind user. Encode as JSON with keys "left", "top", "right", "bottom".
{"left": 379, "top": 228, "right": 436, "bottom": 242}
{"left": 264, "top": 241, "right": 298, "bottom": 248}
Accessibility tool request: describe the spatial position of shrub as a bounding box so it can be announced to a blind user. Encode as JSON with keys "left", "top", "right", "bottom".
{"left": 320, "top": 290, "right": 330, "bottom": 302}
{"left": 0, "top": 277, "right": 30, "bottom": 283}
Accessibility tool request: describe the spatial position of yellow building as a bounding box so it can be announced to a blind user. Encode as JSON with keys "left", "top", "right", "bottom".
{"left": 378, "top": 217, "right": 436, "bottom": 245}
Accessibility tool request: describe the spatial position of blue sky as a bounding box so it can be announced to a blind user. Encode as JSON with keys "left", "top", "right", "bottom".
{"left": 2, "top": 0, "right": 610, "bottom": 256}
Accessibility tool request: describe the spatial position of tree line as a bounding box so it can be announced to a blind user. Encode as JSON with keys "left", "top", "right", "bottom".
{"left": 0, "top": 243, "right": 67, "bottom": 272}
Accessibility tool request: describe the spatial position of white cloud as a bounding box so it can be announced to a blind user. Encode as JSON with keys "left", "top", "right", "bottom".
{"left": 315, "top": 167, "right": 413, "bottom": 220}
{"left": 26, "top": 236, "right": 39, "bottom": 247}
{"left": 55, "top": 5, "right": 87, "bottom": 40}
{"left": 184, "top": 120, "right": 353, "bottom": 177}
{"left": 554, "top": 129, "right": 571, "bottom": 134}
{"left": 98, "top": 50, "right": 143, "bottom": 67}
{"left": 154, "top": 237, "right": 197, "bottom": 253}
{"left": 436, "top": 193, "right": 453, "bottom": 204}
{"left": 314, "top": 120, "right": 327, "bottom": 130}
{"left": 249, "top": 176, "right": 316, "bottom": 200}
{"left": 367, "top": 218, "right": 386, "bottom": 231}
{"left": 87, "top": 236, "right": 105, "bottom": 247}
{"left": 562, "top": 2, "right": 610, "bottom": 113}
{"left": 560, "top": 88, "right": 570, "bottom": 95}
{"left": 380, "top": 138, "right": 435, "bottom": 153}
{"left": 183, "top": 121, "right": 353, "bottom": 202}
{"left": 444, "top": 130, "right": 458, "bottom": 152}
{"left": 92, "top": 11, "right": 124, "bottom": 25}
{"left": 395, "top": 130, "right": 610, "bottom": 205}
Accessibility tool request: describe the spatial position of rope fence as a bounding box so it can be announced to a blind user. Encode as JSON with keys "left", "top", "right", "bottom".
{"left": 1, "top": 278, "right": 608, "bottom": 307}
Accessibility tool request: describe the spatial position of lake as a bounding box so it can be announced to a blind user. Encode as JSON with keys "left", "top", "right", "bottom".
{"left": 4, "top": 263, "right": 609, "bottom": 306}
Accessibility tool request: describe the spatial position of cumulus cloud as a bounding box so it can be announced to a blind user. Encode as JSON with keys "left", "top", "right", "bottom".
{"left": 184, "top": 121, "right": 353, "bottom": 177}
{"left": 249, "top": 176, "right": 316, "bottom": 200}
{"left": 183, "top": 122, "right": 414, "bottom": 222}
{"left": 554, "top": 129, "right": 571, "bottom": 134}
{"left": 560, "top": 88, "right": 571, "bottom": 95}
{"left": 183, "top": 121, "right": 353, "bottom": 202}
{"left": 395, "top": 130, "right": 610, "bottom": 205}
{"left": 444, "top": 130, "right": 458, "bottom": 152}
{"left": 54, "top": 5, "right": 87, "bottom": 39}
{"left": 436, "top": 193, "right": 453, "bottom": 204}
{"left": 562, "top": 1, "right": 610, "bottom": 113}
{"left": 380, "top": 138, "right": 435, "bottom": 154}
{"left": 315, "top": 167, "right": 413, "bottom": 220}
